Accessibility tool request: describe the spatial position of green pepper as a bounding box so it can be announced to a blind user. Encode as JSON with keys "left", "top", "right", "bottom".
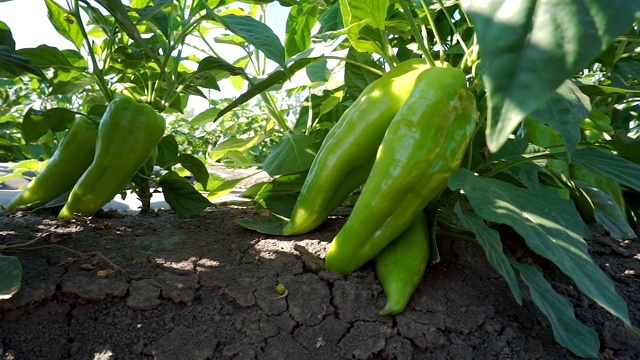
{"left": 375, "top": 210, "right": 430, "bottom": 315}
{"left": 325, "top": 67, "right": 477, "bottom": 275}
{"left": 57, "top": 96, "right": 165, "bottom": 219}
{"left": 282, "top": 59, "right": 430, "bottom": 236}
{"left": 7, "top": 116, "right": 98, "bottom": 211}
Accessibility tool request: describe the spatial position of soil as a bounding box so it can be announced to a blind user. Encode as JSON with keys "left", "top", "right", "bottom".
{"left": 0, "top": 205, "right": 639, "bottom": 360}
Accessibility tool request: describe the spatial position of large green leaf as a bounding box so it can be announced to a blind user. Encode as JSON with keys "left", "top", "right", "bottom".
{"left": 16, "top": 45, "right": 87, "bottom": 71}
{"left": 528, "top": 80, "right": 591, "bottom": 157}
{"left": 574, "top": 180, "right": 635, "bottom": 240}
{"left": 0, "top": 20, "right": 15, "bottom": 50}
{"left": 448, "top": 169, "right": 633, "bottom": 330}
{"left": 177, "top": 154, "right": 210, "bottom": 189}
{"left": 562, "top": 147, "right": 640, "bottom": 193}
{"left": 219, "top": 14, "right": 287, "bottom": 71}
{"left": 453, "top": 202, "right": 522, "bottom": 305}
{"left": 262, "top": 133, "right": 317, "bottom": 177}
{"left": 461, "top": 0, "right": 640, "bottom": 152}
{"left": 44, "top": 0, "right": 84, "bottom": 50}
{"left": 0, "top": 50, "right": 47, "bottom": 80}
{"left": 511, "top": 261, "right": 599, "bottom": 358}
{"left": 339, "top": 0, "right": 389, "bottom": 53}
{"left": 22, "top": 107, "right": 75, "bottom": 143}
{"left": 159, "top": 171, "right": 213, "bottom": 218}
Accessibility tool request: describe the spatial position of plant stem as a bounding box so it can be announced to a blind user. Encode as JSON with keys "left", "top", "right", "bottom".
{"left": 73, "top": 0, "right": 112, "bottom": 102}
{"left": 420, "top": 0, "right": 445, "bottom": 60}
{"left": 434, "top": 0, "right": 468, "bottom": 53}
{"left": 398, "top": 0, "right": 436, "bottom": 67}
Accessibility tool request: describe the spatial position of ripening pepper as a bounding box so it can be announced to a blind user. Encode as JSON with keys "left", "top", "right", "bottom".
{"left": 375, "top": 210, "right": 430, "bottom": 315}
{"left": 7, "top": 116, "right": 98, "bottom": 211}
{"left": 325, "top": 67, "right": 477, "bottom": 275}
{"left": 281, "top": 59, "right": 430, "bottom": 236}
{"left": 57, "top": 96, "right": 165, "bottom": 219}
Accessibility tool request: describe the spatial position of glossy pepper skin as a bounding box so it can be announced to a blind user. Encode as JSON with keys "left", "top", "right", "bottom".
{"left": 282, "top": 59, "right": 429, "bottom": 236}
{"left": 325, "top": 67, "right": 477, "bottom": 275}
{"left": 375, "top": 210, "right": 430, "bottom": 315}
{"left": 7, "top": 116, "right": 98, "bottom": 211}
{"left": 57, "top": 96, "right": 165, "bottom": 219}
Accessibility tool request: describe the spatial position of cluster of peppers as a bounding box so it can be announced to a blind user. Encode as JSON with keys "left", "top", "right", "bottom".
{"left": 7, "top": 96, "right": 166, "bottom": 219}
{"left": 282, "top": 60, "right": 478, "bottom": 315}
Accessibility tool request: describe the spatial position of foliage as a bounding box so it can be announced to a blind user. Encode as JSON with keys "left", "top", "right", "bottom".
{"left": 1, "top": 0, "right": 640, "bottom": 357}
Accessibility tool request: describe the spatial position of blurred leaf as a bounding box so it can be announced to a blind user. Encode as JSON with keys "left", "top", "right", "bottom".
{"left": 0, "top": 50, "right": 47, "bottom": 80}
{"left": 0, "top": 20, "right": 16, "bottom": 50}
{"left": 16, "top": 45, "right": 87, "bottom": 71}
{"left": 574, "top": 180, "right": 635, "bottom": 240}
{"left": 462, "top": 0, "right": 640, "bottom": 152}
{"left": 0, "top": 254, "right": 21, "bottom": 300}
{"left": 159, "top": 171, "right": 213, "bottom": 218}
{"left": 236, "top": 213, "right": 288, "bottom": 235}
{"left": 190, "top": 108, "right": 221, "bottom": 126}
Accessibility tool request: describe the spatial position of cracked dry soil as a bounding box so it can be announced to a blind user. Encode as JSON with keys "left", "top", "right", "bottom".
{"left": 0, "top": 206, "right": 639, "bottom": 360}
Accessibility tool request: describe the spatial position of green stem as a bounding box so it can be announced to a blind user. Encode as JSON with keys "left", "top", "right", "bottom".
{"left": 435, "top": 0, "right": 468, "bottom": 53}
{"left": 398, "top": 0, "right": 436, "bottom": 67}
{"left": 323, "top": 56, "right": 385, "bottom": 76}
{"left": 421, "top": 0, "right": 445, "bottom": 60}
{"left": 73, "top": 0, "right": 112, "bottom": 102}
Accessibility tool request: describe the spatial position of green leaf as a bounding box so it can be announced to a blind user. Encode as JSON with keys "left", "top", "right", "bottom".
{"left": 200, "top": 173, "right": 246, "bottom": 201}
{"left": 0, "top": 254, "right": 21, "bottom": 300}
{"left": 16, "top": 45, "right": 87, "bottom": 71}
{"left": 339, "top": 0, "right": 389, "bottom": 53}
{"left": 318, "top": 1, "right": 343, "bottom": 34}
{"left": 190, "top": 108, "right": 221, "bottom": 127}
{"left": 156, "top": 135, "right": 179, "bottom": 168}
{"left": 176, "top": 154, "right": 210, "bottom": 189}
{"left": 285, "top": 3, "right": 320, "bottom": 57}
{"left": 158, "top": 171, "right": 213, "bottom": 218}
{"left": 528, "top": 80, "right": 591, "bottom": 157}
{"left": 262, "top": 133, "right": 317, "bottom": 176}
{"left": 0, "top": 50, "right": 48, "bottom": 80}
{"left": 208, "top": 134, "right": 265, "bottom": 161}
{"left": 574, "top": 180, "right": 635, "bottom": 240}
{"left": 344, "top": 47, "right": 383, "bottom": 100}
{"left": 562, "top": 147, "right": 640, "bottom": 193}
{"left": 511, "top": 261, "right": 599, "bottom": 358}
{"left": 22, "top": 107, "right": 75, "bottom": 143}
{"left": 448, "top": 169, "right": 633, "bottom": 331}
{"left": 44, "top": 0, "right": 84, "bottom": 50}
{"left": 235, "top": 213, "right": 288, "bottom": 235}
{"left": 461, "top": 0, "right": 640, "bottom": 152}
{"left": 219, "top": 14, "right": 287, "bottom": 70}
{"left": 94, "top": 0, "right": 161, "bottom": 65}
{"left": 453, "top": 201, "right": 522, "bottom": 305}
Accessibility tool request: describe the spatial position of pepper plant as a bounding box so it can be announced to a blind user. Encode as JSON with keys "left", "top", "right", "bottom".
{"left": 2, "top": 0, "right": 640, "bottom": 357}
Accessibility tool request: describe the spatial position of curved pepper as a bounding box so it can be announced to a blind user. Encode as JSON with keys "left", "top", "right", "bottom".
{"left": 375, "top": 210, "right": 430, "bottom": 315}
{"left": 282, "top": 59, "right": 430, "bottom": 236}
{"left": 57, "top": 96, "right": 165, "bottom": 219}
{"left": 325, "top": 67, "right": 477, "bottom": 275}
{"left": 7, "top": 116, "right": 98, "bottom": 211}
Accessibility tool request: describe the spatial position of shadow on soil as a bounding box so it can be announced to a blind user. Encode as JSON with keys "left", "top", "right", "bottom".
{"left": 0, "top": 206, "right": 639, "bottom": 359}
